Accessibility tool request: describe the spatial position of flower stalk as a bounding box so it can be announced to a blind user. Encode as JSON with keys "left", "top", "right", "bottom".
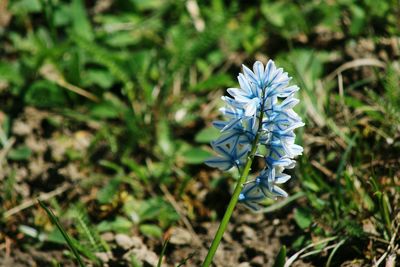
{"left": 202, "top": 118, "right": 263, "bottom": 267}
{"left": 203, "top": 60, "right": 304, "bottom": 265}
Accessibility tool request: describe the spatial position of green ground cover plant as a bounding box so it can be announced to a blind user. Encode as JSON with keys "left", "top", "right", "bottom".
{"left": 0, "top": 0, "right": 399, "bottom": 266}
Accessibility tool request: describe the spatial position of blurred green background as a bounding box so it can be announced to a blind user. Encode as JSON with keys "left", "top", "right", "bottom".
{"left": 0, "top": 0, "right": 399, "bottom": 266}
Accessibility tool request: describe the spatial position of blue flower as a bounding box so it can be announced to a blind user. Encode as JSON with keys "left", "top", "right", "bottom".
{"left": 244, "top": 61, "right": 289, "bottom": 91}
{"left": 267, "top": 125, "right": 304, "bottom": 158}
{"left": 205, "top": 60, "right": 304, "bottom": 210}
{"left": 204, "top": 139, "right": 249, "bottom": 171}
{"left": 227, "top": 72, "right": 261, "bottom": 117}
{"left": 238, "top": 181, "right": 265, "bottom": 211}
{"left": 218, "top": 96, "right": 254, "bottom": 133}
{"left": 254, "top": 157, "right": 295, "bottom": 199}
{"left": 213, "top": 117, "right": 258, "bottom": 146}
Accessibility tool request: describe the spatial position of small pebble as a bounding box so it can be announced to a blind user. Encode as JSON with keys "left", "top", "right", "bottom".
{"left": 101, "top": 232, "right": 114, "bottom": 242}
{"left": 115, "top": 234, "right": 134, "bottom": 250}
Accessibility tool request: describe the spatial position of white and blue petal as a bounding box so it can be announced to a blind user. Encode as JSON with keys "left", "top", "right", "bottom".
{"left": 239, "top": 182, "right": 266, "bottom": 211}
{"left": 237, "top": 73, "right": 254, "bottom": 96}
{"left": 205, "top": 60, "right": 304, "bottom": 204}
{"left": 242, "top": 64, "right": 258, "bottom": 85}
{"left": 243, "top": 97, "right": 260, "bottom": 117}
{"left": 204, "top": 157, "right": 234, "bottom": 171}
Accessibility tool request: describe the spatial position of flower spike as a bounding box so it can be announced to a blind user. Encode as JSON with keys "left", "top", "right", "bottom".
{"left": 205, "top": 60, "right": 304, "bottom": 210}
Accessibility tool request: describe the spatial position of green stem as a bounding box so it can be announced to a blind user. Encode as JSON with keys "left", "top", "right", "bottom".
{"left": 201, "top": 153, "right": 254, "bottom": 266}
{"left": 202, "top": 106, "right": 265, "bottom": 266}
{"left": 38, "top": 200, "right": 86, "bottom": 267}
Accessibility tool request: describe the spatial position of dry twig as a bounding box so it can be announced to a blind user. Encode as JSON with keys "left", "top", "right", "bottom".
{"left": 325, "top": 58, "right": 386, "bottom": 82}
{"left": 373, "top": 217, "right": 399, "bottom": 267}
{"left": 3, "top": 183, "right": 72, "bottom": 219}
{"left": 40, "top": 64, "right": 100, "bottom": 102}
{"left": 160, "top": 184, "right": 203, "bottom": 247}
{"left": 186, "top": 0, "right": 205, "bottom": 32}
{"left": 0, "top": 137, "right": 15, "bottom": 168}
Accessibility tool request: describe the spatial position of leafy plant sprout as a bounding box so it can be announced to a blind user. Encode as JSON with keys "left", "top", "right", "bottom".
{"left": 202, "top": 60, "right": 304, "bottom": 266}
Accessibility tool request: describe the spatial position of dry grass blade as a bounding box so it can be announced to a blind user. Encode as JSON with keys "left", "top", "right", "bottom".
{"left": 3, "top": 183, "right": 71, "bottom": 219}
{"left": 373, "top": 216, "right": 400, "bottom": 267}
{"left": 186, "top": 0, "right": 205, "bottom": 32}
{"left": 160, "top": 184, "right": 203, "bottom": 247}
{"left": 325, "top": 58, "right": 386, "bottom": 82}
{"left": 40, "top": 63, "right": 100, "bottom": 102}
{"left": 0, "top": 136, "right": 15, "bottom": 168}
{"left": 284, "top": 237, "right": 338, "bottom": 267}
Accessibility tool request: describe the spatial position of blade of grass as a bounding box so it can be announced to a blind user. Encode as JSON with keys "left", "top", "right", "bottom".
{"left": 273, "top": 245, "right": 287, "bottom": 267}
{"left": 259, "top": 192, "right": 306, "bottom": 213}
{"left": 369, "top": 177, "right": 393, "bottom": 237}
{"left": 157, "top": 238, "right": 169, "bottom": 267}
{"left": 284, "top": 236, "right": 338, "bottom": 267}
{"left": 325, "top": 238, "right": 346, "bottom": 267}
{"left": 177, "top": 252, "right": 196, "bottom": 267}
{"left": 38, "top": 199, "right": 85, "bottom": 267}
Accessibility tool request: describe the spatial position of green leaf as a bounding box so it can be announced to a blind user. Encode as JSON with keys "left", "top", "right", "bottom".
{"left": 139, "top": 224, "right": 163, "bottom": 239}
{"left": 10, "top": 0, "right": 42, "bottom": 14}
{"left": 262, "top": 2, "right": 285, "bottom": 27}
{"left": 137, "top": 197, "right": 179, "bottom": 228}
{"left": 0, "top": 62, "right": 23, "bottom": 86}
{"left": 70, "top": 0, "right": 94, "bottom": 40}
{"left": 294, "top": 208, "right": 312, "bottom": 229}
{"left": 195, "top": 127, "right": 220, "bottom": 143}
{"left": 349, "top": 5, "right": 366, "bottom": 35}
{"left": 99, "top": 160, "right": 124, "bottom": 173}
{"left": 24, "top": 80, "right": 66, "bottom": 108}
{"left": 343, "top": 96, "right": 364, "bottom": 109}
{"left": 90, "top": 102, "right": 120, "bottom": 119}
{"left": 46, "top": 228, "right": 67, "bottom": 245}
{"left": 106, "top": 32, "right": 140, "bottom": 47}
{"left": 292, "top": 235, "right": 306, "bottom": 250}
{"left": 53, "top": 4, "right": 71, "bottom": 27}
{"left": 131, "top": 255, "right": 143, "bottom": 267}
{"left": 272, "top": 245, "right": 286, "bottom": 267}
{"left": 8, "top": 146, "right": 32, "bottom": 161}
{"left": 121, "top": 157, "right": 148, "bottom": 182}
{"left": 97, "top": 178, "right": 121, "bottom": 204}
{"left": 181, "top": 147, "right": 212, "bottom": 164}
{"left": 97, "top": 216, "right": 133, "bottom": 233}
{"left": 303, "top": 180, "right": 320, "bottom": 192}
{"left": 190, "top": 74, "right": 234, "bottom": 92}
{"left": 84, "top": 69, "right": 115, "bottom": 89}
{"left": 130, "top": 0, "right": 166, "bottom": 11}
{"left": 157, "top": 120, "right": 174, "bottom": 157}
